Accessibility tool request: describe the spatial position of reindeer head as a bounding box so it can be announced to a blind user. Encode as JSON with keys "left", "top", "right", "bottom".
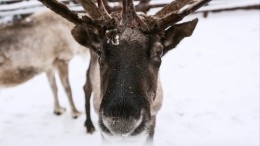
{"left": 40, "top": 0, "right": 210, "bottom": 141}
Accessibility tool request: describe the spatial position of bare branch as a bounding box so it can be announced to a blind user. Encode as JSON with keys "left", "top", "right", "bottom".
{"left": 198, "top": 4, "right": 260, "bottom": 17}
{"left": 39, "top": 0, "right": 83, "bottom": 25}
{"left": 158, "top": 0, "right": 211, "bottom": 29}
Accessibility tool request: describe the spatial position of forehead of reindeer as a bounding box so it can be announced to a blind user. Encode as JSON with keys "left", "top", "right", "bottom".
{"left": 120, "top": 28, "right": 145, "bottom": 43}
{"left": 39, "top": 0, "right": 211, "bottom": 33}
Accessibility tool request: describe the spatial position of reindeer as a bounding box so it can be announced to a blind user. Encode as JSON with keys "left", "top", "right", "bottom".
{"left": 40, "top": 0, "right": 211, "bottom": 144}
{"left": 0, "top": 10, "right": 86, "bottom": 118}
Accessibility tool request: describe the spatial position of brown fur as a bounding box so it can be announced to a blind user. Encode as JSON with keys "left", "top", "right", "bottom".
{"left": 75, "top": 18, "right": 198, "bottom": 146}
{"left": 70, "top": 5, "right": 198, "bottom": 145}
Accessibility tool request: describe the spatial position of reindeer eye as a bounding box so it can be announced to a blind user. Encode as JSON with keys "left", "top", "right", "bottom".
{"left": 97, "top": 49, "right": 102, "bottom": 57}
{"left": 97, "top": 49, "right": 105, "bottom": 67}
{"left": 151, "top": 48, "right": 163, "bottom": 67}
{"left": 157, "top": 49, "right": 163, "bottom": 58}
{"left": 151, "top": 42, "right": 164, "bottom": 60}
{"left": 152, "top": 48, "right": 163, "bottom": 59}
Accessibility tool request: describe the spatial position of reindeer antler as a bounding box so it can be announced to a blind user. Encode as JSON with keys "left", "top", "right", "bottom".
{"left": 39, "top": 0, "right": 84, "bottom": 25}
{"left": 76, "top": 0, "right": 102, "bottom": 19}
{"left": 121, "top": 0, "right": 143, "bottom": 28}
{"left": 97, "top": 0, "right": 113, "bottom": 20}
{"left": 156, "top": 0, "right": 211, "bottom": 30}
{"left": 40, "top": 0, "right": 115, "bottom": 29}
{"left": 155, "top": 0, "right": 193, "bottom": 17}
{"left": 39, "top": 0, "right": 211, "bottom": 33}
{"left": 39, "top": 0, "right": 105, "bottom": 29}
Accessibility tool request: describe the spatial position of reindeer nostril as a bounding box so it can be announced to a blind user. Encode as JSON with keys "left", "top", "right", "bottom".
{"left": 101, "top": 112, "right": 144, "bottom": 135}
{"left": 103, "top": 101, "right": 142, "bottom": 119}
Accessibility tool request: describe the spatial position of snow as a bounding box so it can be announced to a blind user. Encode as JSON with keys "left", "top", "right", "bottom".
{"left": 0, "top": 2, "right": 81, "bottom": 18}
{"left": 199, "top": 0, "right": 260, "bottom": 11}
{"left": 158, "top": 10, "right": 259, "bottom": 146}
{"left": 0, "top": 1, "right": 42, "bottom": 11}
{"left": 0, "top": 9, "right": 259, "bottom": 146}
{"left": 0, "top": 0, "right": 76, "bottom": 11}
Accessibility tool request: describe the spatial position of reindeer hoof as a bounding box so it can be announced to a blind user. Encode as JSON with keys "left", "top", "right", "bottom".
{"left": 85, "top": 121, "right": 95, "bottom": 134}
{"left": 53, "top": 107, "right": 66, "bottom": 115}
{"left": 72, "top": 111, "right": 82, "bottom": 119}
{"left": 86, "top": 126, "right": 95, "bottom": 134}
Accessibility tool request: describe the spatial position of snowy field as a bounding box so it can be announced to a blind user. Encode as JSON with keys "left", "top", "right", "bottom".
{"left": 0, "top": 9, "right": 259, "bottom": 146}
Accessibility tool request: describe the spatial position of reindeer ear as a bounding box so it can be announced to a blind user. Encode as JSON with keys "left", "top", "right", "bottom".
{"left": 161, "top": 18, "right": 198, "bottom": 55}
{"left": 71, "top": 25, "right": 100, "bottom": 50}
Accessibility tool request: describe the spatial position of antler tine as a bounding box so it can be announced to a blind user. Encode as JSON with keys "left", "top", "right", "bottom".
{"left": 155, "top": 0, "right": 193, "bottom": 17}
{"left": 39, "top": 0, "right": 84, "bottom": 25}
{"left": 101, "top": 0, "right": 113, "bottom": 13}
{"left": 158, "top": 0, "right": 211, "bottom": 30}
{"left": 97, "top": 0, "right": 112, "bottom": 20}
{"left": 121, "top": 0, "right": 144, "bottom": 28}
{"left": 136, "top": 0, "right": 150, "bottom": 13}
{"left": 180, "top": 0, "right": 211, "bottom": 17}
{"left": 76, "top": 0, "right": 102, "bottom": 19}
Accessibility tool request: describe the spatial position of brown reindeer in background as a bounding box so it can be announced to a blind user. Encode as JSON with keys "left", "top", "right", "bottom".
{"left": 40, "top": 0, "right": 211, "bottom": 145}
{"left": 0, "top": 10, "right": 87, "bottom": 118}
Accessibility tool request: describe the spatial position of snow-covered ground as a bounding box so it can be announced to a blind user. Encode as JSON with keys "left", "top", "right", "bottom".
{"left": 0, "top": 10, "right": 259, "bottom": 146}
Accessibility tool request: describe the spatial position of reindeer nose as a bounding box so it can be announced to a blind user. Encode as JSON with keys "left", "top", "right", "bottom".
{"left": 101, "top": 102, "right": 143, "bottom": 135}
{"left": 102, "top": 116, "right": 143, "bottom": 135}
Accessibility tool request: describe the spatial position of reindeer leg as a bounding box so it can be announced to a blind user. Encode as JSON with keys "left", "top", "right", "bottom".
{"left": 147, "top": 115, "right": 156, "bottom": 145}
{"left": 56, "top": 59, "right": 81, "bottom": 119}
{"left": 46, "top": 70, "right": 66, "bottom": 115}
{"left": 84, "top": 62, "right": 95, "bottom": 134}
